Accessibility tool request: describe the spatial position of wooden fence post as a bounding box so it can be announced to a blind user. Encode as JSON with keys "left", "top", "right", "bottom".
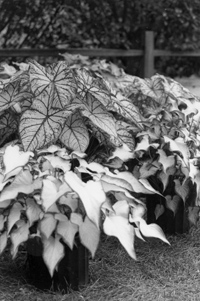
{"left": 144, "top": 31, "right": 154, "bottom": 78}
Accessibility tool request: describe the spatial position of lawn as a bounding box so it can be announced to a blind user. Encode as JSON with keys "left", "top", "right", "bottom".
{"left": 1, "top": 223, "right": 200, "bottom": 301}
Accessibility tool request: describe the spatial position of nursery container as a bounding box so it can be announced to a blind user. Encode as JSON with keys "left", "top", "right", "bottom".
{"left": 26, "top": 236, "right": 89, "bottom": 293}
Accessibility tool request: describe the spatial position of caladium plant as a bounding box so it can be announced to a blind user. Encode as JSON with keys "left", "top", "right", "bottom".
{"left": 0, "top": 143, "right": 169, "bottom": 276}
{"left": 0, "top": 55, "right": 200, "bottom": 276}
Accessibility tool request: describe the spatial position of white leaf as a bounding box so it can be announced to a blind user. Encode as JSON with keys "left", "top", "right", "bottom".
{"left": 164, "top": 136, "right": 190, "bottom": 166}
{"left": 154, "top": 204, "right": 165, "bottom": 220}
{"left": 10, "top": 221, "right": 29, "bottom": 258}
{"left": 0, "top": 173, "right": 10, "bottom": 192}
{"left": 79, "top": 216, "right": 100, "bottom": 258}
{"left": 139, "top": 178, "right": 162, "bottom": 196}
{"left": 165, "top": 195, "right": 181, "bottom": 216}
{"left": 43, "top": 235, "right": 65, "bottom": 277}
{"left": 41, "top": 178, "right": 71, "bottom": 211}
{"left": 70, "top": 212, "right": 83, "bottom": 226}
{"left": 39, "top": 214, "right": 57, "bottom": 239}
{"left": 56, "top": 219, "right": 78, "bottom": 250}
{"left": 0, "top": 170, "right": 42, "bottom": 202}
{"left": 26, "top": 198, "right": 42, "bottom": 226}
{"left": 59, "top": 194, "right": 78, "bottom": 212}
{"left": 64, "top": 171, "right": 106, "bottom": 227}
{"left": 44, "top": 155, "right": 71, "bottom": 172}
{"left": 138, "top": 219, "right": 170, "bottom": 245}
{"left": 0, "top": 215, "right": 5, "bottom": 231}
{"left": 3, "top": 145, "right": 34, "bottom": 175}
{"left": 103, "top": 215, "right": 136, "bottom": 259}
{"left": 109, "top": 144, "right": 135, "bottom": 161}
{"left": 174, "top": 179, "right": 189, "bottom": 203}
{"left": 7, "top": 203, "right": 23, "bottom": 233}
{"left": 0, "top": 231, "right": 7, "bottom": 254}
{"left": 157, "top": 149, "right": 175, "bottom": 173}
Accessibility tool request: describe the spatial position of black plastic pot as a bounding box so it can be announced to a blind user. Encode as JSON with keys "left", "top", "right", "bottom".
{"left": 26, "top": 236, "right": 89, "bottom": 293}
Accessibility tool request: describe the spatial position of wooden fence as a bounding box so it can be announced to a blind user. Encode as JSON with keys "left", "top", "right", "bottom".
{"left": 1, "top": 31, "right": 200, "bottom": 77}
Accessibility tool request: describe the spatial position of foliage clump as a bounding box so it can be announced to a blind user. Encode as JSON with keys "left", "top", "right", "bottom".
{"left": 0, "top": 55, "right": 200, "bottom": 276}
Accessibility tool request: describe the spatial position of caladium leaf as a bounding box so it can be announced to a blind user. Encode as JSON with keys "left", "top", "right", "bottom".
{"left": 0, "top": 231, "right": 7, "bottom": 254}
{"left": 0, "top": 113, "right": 18, "bottom": 143}
{"left": 70, "top": 212, "right": 83, "bottom": 226}
{"left": 58, "top": 194, "right": 78, "bottom": 212}
{"left": 164, "top": 136, "right": 190, "bottom": 166}
{"left": 165, "top": 195, "right": 181, "bottom": 216}
{"left": 111, "top": 95, "right": 144, "bottom": 130}
{"left": 59, "top": 111, "right": 89, "bottom": 152}
{"left": 0, "top": 81, "right": 32, "bottom": 112}
{"left": 154, "top": 204, "right": 165, "bottom": 220}
{"left": 157, "top": 149, "right": 175, "bottom": 173}
{"left": 26, "top": 197, "right": 43, "bottom": 227}
{"left": 101, "top": 174, "right": 133, "bottom": 191}
{"left": 81, "top": 93, "right": 118, "bottom": 138}
{"left": 174, "top": 179, "right": 189, "bottom": 203}
{"left": 0, "top": 173, "right": 10, "bottom": 192}
{"left": 44, "top": 155, "right": 71, "bottom": 172}
{"left": 0, "top": 215, "right": 5, "bottom": 231}
{"left": 29, "top": 60, "right": 76, "bottom": 108}
{"left": 139, "top": 178, "right": 163, "bottom": 196}
{"left": 39, "top": 214, "right": 57, "bottom": 239}
{"left": 64, "top": 171, "right": 106, "bottom": 227}
{"left": 137, "top": 219, "right": 170, "bottom": 245}
{"left": 103, "top": 214, "right": 136, "bottom": 260}
{"left": 0, "top": 170, "right": 42, "bottom": 202}
{"left": 41, "top": 178, "right": 72, "bottom": 211}
{"left": 10, "top": 220, "right": 29, "bottom": 258}
{"left": 43, "top": 235, "right": 65, "bottom": 277}
{"left": 79, "top": 216, "right": 100, "bottom": 258}
{"left": 116, "top": 121, "right": 136, "bottom": 151}
{"left": 19, "top": 86, "right": 72, "bottom": 151}
{"left": 188, "top": 206, "right": 200, "bottom": 227}
{"left": 7, "top": 202, "right": 23, "bottom": 233}
{"left": 3, "top": 144, "right": 34, "bottom": 175}
{"left": 109, "top": 144, "right": 135, "bottom": 162}
{"left": 76, "top": 68, "right": 112, "bottom": 107}
{"left": 139, "top": 161, "right": 159, "bottom": 178}
{"left": 158, "top": 167, "right": 176, "bottom": 192}
{"left": 56, "top": 218, "right": 78, "bottom": 250}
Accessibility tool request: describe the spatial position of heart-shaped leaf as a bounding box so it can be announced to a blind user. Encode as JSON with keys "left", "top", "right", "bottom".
{"left": 79, "top": 216, "right": 100, "bottom": 258}
{"left": 10, "top": 220, "right": 29, "bottom": 258}
{"left": 59, "top": 111, "right": 89, "bottom": 152}
{"left": 138, "top": 219, "right": 170, "bottom": 245}
{"left": 154, "top": 204, "right": 165, "bottom": 220}
{"left": 157, "top": 149, "right": 175, "bottom": 173}
{"left": 39, "top": 214, "right": 57, "bottom": 239}
{"left": 3, "top": 145, "right": 34, "bottom": 175}
{"left": 0, "top": 231, "right": 7, "bottom": 254}
{"left": 174, "top": 179, "right": 189, "bottom": 203}
{"left": 26, "top": 197, "right": 43, "bottom": 227}
{"left": 7, "top": 202, "right": 23, "bottom": 233}
{"left": 103, "top": 214, "right": 136, "bottom": 259}
{"left": 64, "top": 171, "right": 106, "bottom": 227}
{"left": 29, "top": 60, "right": 76, "bottom": 108}
{"left": 19, "top": 86, "right": 72, "bottom": 151}
{"left": 43, "top": 235, "right": 65, "bottom": 277}
{"left": 81, "top": 93, "right": 118, "bottom": 139}
{"left": 165, "top": 195, "right": 181, "bottom": 216}
{"left": 0, "top": 170, "right": 42, "bottom": 203}
{"left": 56, "top": 219, "right": 78, "bottom": 250}
{"left": 41, "top": 178, "right": 72, "bottom": 211}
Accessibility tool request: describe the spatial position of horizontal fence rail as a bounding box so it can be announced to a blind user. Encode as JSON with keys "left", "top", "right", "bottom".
{"left": 1, "top": 31, "right": 200, "bottom": 77}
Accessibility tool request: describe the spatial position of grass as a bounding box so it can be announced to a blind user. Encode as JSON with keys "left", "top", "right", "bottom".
{"left": 1, "top": 225, "right": 200, "bottom": 301}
